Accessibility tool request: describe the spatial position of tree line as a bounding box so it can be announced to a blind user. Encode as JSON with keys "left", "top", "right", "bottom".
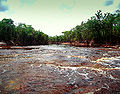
{"left": 49, "top": 10, "right": 120, "bottom": 46}
{"left": 0, "top": 10, "right": 120, "bottom": 46}
{"left": 0, "top": 19, "right": 48, "bottom": 45}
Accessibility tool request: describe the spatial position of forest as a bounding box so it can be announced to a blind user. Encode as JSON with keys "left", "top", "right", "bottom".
{"left": 0, "top": 10, "right": 120, "bottom": 46}
{"left": 0, "top": 19, "right": 48, "bottom": 45}
{"left": 49, "top": 10, "right": 120, "bottom": 46}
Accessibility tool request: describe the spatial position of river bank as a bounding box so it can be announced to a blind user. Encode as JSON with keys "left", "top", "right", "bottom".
{"left": 0, "top": 42, "right": 45, "bottom": 50}
{"left": 55, "top": 42, "right": 120, "bottom": 49}
{"left": 1, "top": 41, "right": 120, "bottom": 50}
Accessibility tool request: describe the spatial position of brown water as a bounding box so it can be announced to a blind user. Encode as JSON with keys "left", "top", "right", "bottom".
{"left": 0, "top": 45, "right": 120, "bottom": 94}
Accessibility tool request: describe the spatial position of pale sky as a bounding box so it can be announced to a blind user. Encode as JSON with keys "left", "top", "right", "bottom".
{"left": 0, "top": 0, "right": 119, "bottom": 36}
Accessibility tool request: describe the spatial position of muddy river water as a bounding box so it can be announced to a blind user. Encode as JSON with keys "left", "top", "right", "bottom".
{"left": 0, "top": 45, "right": 120, "bottom": 94}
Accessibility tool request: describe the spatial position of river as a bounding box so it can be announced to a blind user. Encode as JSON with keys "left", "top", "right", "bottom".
{"left": 0, "top": 45, "right": 120, "bottom": 94}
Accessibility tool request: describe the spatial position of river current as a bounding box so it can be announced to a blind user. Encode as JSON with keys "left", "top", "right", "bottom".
{"left": 0, "top": 45, "right": 120, "bottom": 94}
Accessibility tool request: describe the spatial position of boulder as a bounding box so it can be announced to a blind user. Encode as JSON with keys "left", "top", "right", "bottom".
{"left": 0, "top": 42, "right": 7, "bottom": 46}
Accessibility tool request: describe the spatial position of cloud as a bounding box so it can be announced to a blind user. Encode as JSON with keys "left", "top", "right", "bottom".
{"left": 0, "top": 0, "right": 8, "bottom": 12}
{"left": 20, "top": 0, "right": 35, "bottom": 6}
{"left": 117, "top": 3, "right": 120, "bottom": 9}
{"left": 104, "top": 0, "right": 114, "bottom": 6}
{"left": 61, "top": 0, "right": 76, "bottom": 11}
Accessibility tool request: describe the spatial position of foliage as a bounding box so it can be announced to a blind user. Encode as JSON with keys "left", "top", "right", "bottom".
{"left": 0, "top": 19, "right": 48, "bottom": 45}
{"left": 49, "top": 10, "right": 120, "bottom": 45}
{"left": 0, "top": 10, "right": 120, "bottom": 46}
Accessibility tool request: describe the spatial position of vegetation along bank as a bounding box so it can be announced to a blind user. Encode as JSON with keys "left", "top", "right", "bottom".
{"left": 0, "top": 10, "right": 120, "bottom": 47}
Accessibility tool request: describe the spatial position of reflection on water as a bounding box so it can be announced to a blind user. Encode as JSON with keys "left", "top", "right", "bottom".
{"left": 0, "top": 44, "right": 120, "bottom": 93}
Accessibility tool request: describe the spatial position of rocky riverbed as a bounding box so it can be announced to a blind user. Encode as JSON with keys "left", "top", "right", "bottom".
{"left": 0, "top": 45, "right": 120, "bottom": 94}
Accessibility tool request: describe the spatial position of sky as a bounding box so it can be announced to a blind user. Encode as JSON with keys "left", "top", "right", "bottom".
{"left": 0, "top": 0, "right": 120, "bottom": 36}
